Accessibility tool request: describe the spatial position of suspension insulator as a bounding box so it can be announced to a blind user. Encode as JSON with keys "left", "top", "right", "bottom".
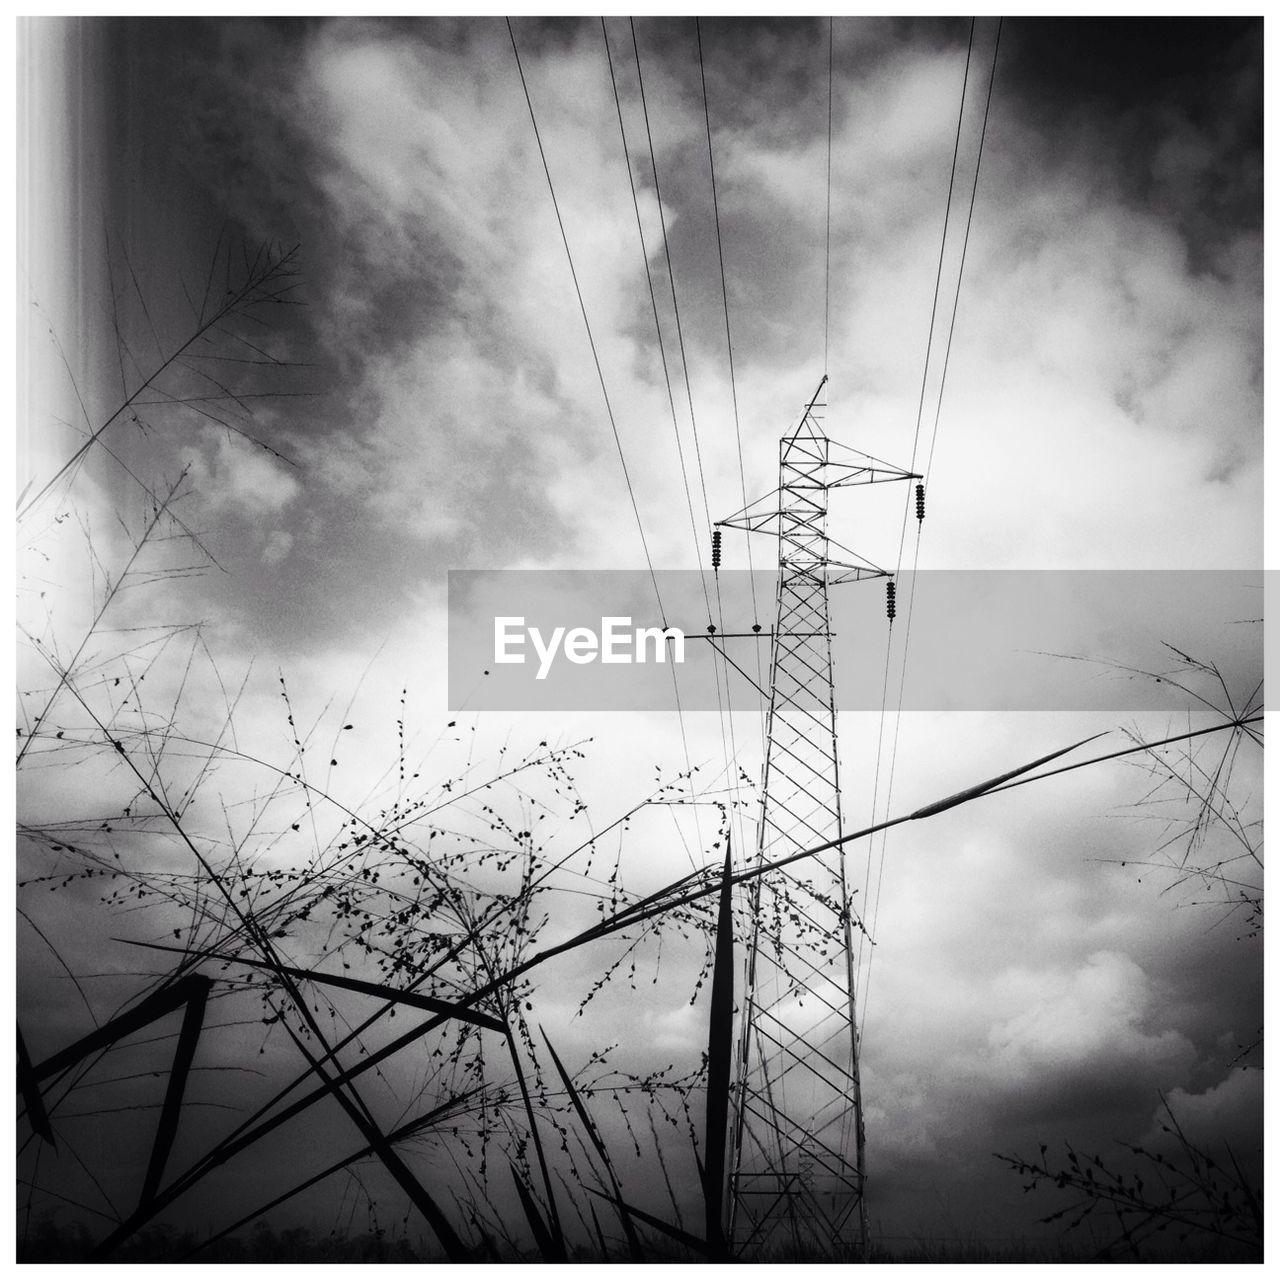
{"left": 915, "top": 482, "right": 925, "bottom": 521}
{"left": 711, "top": 528, "right": 723, "bottom": 570}
{"left": 886, "top": 578, "right": 897, "bottom": 621}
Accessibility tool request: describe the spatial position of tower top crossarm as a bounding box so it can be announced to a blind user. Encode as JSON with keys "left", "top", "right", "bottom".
{"left": 716, "top": 456, "right": 920, "bottom": 536}
{"left": 716, "top": 382, "right": 920, "bottom": 539}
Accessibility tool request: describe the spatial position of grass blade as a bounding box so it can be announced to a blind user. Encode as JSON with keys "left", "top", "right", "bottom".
{"left": 16, "top": 1025, "right": 55, "bottom": 1148}
{"left": 702, "top": 842, "right": 734, "bottom": 1258}
{"left": 137, "top": 975, "right": 211, "bottom": 1212}
{"left": 910, "top": 732, "right": 1107, "bottom": 818}
{"left": 509, "top": 1160, "right": 561, "bottom": 1261}
{"left": 123, "top": 942, "right": 505, "bottom": 1032}
{"left": 542, "top": 1026, "right": 644, "bottom": 1260}
{"left": 91, "top": 996, "right": 473, "bottom": 1262}
{"left": 30, "top": 974, "right": 209, "bottom": 1083}
{"left": 586, "top": 1187, "right": 712, "bottom": 1257}
{"left": 503, "top": 1027, "right": 566, "bottom": 1260}
{"left": 181, "top": 1087, "right": 483, "bottom": 1259}
{"left": 587, "top": 1203, "right": 610, "bottom": 1261}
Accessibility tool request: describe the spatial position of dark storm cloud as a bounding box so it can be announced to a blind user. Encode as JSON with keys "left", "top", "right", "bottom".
{"left": 999, "top": 18, "right": 1260, "bottom": 137}
{"left": 996, "top": 19, "right": 1261, "bottom": 256}
{"left": 86, "top": 17, "right": 581, "bottom": 652}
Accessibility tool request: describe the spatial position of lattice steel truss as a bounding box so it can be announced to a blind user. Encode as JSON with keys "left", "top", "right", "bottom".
{"left": 717, "top": 379, "right": 917, "bottom": 1258}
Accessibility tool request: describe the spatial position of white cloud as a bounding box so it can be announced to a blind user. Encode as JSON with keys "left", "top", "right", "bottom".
{"left": 644, "top": 1000, "right": 702, "bottom": 1053}
{"left": 261, "top": 529, "right": 293, "bottom": 564}
{"left": 985, "top": 950, "right": 1195, "bottom": 1084}
{"left": 184, "top": 429, "right": 301, "bottom": 518}
{"left": 1147, "top": 1066, "right": 1262, "bottom": 1164}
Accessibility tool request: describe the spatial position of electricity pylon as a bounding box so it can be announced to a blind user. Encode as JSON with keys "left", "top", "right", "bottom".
{"left": 716, "top": 377, "right": 918, "bottom": 1258}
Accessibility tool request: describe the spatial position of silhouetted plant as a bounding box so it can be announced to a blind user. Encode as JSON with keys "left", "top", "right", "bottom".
{"left": 996, "top": 1095, "right": 1261, "bottom": 1261}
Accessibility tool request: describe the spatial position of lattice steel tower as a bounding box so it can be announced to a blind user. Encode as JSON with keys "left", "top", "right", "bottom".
{"left": 716, "top": 378, "right": 918, "bottom": 1257}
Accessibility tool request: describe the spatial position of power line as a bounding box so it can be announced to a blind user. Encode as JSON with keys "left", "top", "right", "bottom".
{"left": 506, "top": 18, "right": 666, "bottom": 625}
{"left": 904, "top": 17, "right": 975, "bottom": 489}
{"left": 600, "top": 16, "right": 711, "bottom": 872}
{"left": 691, "top": 17, "right": 774, "bottom": 879}
{"left": 695, "top": 21, "right": 751, "bottom": 586}
{"left": 695, "top": 19, "right": 767, "bottom": 730}
{"left": 512, "top": 17, "right": 736, "bottom": 884}
{"left": 631, "top": 19, "right": 756, "bottom": 873}
{"left": 602, "top": 19, "right": 706, "bottom": 593}
{"left": 861, "top": 18, "right": 1002, "bottom": 1034}
{"left": 825, "top": 16, "right": 834, "bottom": 374}
{"left": 924, "top": 17, "right": 1002, "bottom": 479}
{"left": 629, "top": 19, "right": 716, "bottom": 550}
{"left": 855, "top": 17, "right": 976, "bottom": 995}
{"left": 603, "top": 18, "right": 750, "bottom": 870}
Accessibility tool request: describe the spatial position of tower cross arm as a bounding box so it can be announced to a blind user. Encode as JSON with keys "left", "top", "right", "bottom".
{"left": 716, "top": 505, "right": 783, "bottom": 536}
{"left": 827, "top": 565, "right": 889, "bottom": 585}
{"left": 824, "top": 463, "right": 922, "bottom": 489}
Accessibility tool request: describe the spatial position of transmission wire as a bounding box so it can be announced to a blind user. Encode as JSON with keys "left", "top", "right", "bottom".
{"left": 629, "top": 19, "right": 717, "bottom": 551}
{"left": 507, "top": 19, "right": 667, "bottom": 626}
{"left": 825, "top": 16, "right": 834, "bottom": 375}
{"left": 628, "top": 19, "right": 748, "bottom": 874}
{"left": 695, "top": 18, "right": 761, "bottom": 640}
{"left": 600, "top": 17, "right": 708, "bottom": 871}
{"left": 603, "top": 24, "right": 703, "bottom": 579}
{"left": 861, "top": 19, "right": 1002, "bottom": 1035}
{"left": 613, "top": 19, "right": 747, "bottom": 870}
{"left": 854, "top": 18, "right": 976, "bottom": 998}
{"left": 924, "top": 18, "right": 1002, "bottom": 480}
{"left": 694, "top": 18, "right": 768, "bottom": 865}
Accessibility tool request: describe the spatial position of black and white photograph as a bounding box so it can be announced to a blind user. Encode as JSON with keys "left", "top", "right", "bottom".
{"left": 16, "top": 15, "right": 1263, "bottom": 1265}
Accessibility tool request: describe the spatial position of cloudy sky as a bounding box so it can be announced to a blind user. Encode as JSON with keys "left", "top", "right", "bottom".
{"left": 17, "top": 15, "right": 1262, "bottom": 1258}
